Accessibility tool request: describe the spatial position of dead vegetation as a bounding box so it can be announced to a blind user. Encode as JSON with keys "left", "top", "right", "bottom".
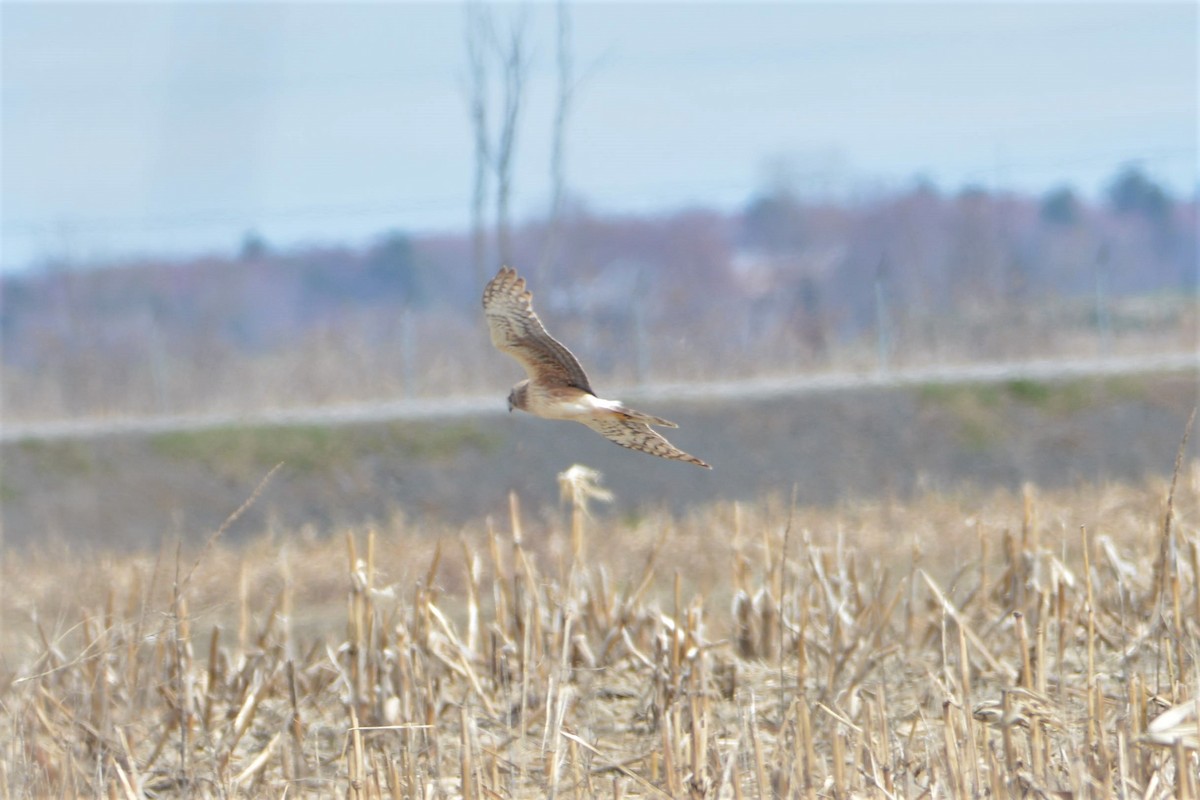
{"left": 2, "top": 463, "right": 1198, "bottom": 798}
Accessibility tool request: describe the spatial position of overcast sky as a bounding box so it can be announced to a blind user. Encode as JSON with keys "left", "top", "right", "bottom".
{"left": 2, "top": 1, "right": 1196, "bottom": 273}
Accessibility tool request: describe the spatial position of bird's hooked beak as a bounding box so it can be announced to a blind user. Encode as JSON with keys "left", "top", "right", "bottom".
{"left": 506, "top": 392, "right": 514, "bottom": 413}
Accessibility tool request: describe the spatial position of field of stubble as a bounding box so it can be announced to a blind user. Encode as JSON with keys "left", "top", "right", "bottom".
{"left": 2, "top": 462, "right": 1198, "bottom": 798}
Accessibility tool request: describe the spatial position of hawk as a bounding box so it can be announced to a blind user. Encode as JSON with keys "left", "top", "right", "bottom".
{"left": 483, "top": 265, "right": 711, "bottom": 469}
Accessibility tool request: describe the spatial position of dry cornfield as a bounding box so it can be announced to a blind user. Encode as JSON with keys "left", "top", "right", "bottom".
{"left": 2, "top": 461, "right": 1199, "bottom": 798}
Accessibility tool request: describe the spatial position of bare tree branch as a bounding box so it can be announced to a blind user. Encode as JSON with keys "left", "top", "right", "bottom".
{"left": 493, "top": 19, "right": 529, "bottom": 269}
{"left": 464, "top": 2, "right": 492, "bottom": 286}
{"left": 539, "top": 0, "right": 573, "bottom": 276}
{"left": 549, "top": 0, "right": 572, "bottom": 225}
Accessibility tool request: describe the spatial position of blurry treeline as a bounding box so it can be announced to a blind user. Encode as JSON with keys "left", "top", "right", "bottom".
{"left": 1, "top": 164, "right": 1195, "bottom": 421}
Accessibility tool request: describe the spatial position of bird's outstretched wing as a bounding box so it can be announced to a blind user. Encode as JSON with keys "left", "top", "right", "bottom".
{"left": 482, "top": 266, "right": 593, "bottom": 392}
{"left": 581, "top": 418, "right": 712, "bottom": 469}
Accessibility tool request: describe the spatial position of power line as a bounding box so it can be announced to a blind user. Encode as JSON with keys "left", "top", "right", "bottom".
{"left": 1, "top": 196, "right": 471, "bottom": 234}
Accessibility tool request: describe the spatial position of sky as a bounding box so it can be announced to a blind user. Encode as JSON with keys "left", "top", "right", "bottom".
{"left": 1, "top": 1, "right": 1196, "bottom": 273}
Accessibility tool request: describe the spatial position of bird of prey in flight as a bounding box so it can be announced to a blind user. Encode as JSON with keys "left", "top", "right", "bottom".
{"left": 482, "top": 265, "right": 711, "bottom": 469}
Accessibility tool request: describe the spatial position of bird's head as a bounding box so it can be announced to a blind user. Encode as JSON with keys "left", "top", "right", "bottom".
{"left": 507, "top": 380, "right": 529, "bottom": 413}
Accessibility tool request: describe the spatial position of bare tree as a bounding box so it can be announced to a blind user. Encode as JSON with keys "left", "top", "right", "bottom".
{"left": 462, "top": 4, "right": 528, "bottom": 278}
{"left": 464, "top": 3, "right": 491, "bottom": 286}
{"left": 549, "top": 0, "right": 572, "bottom": 225}
{"left": 493, "top": 20, "right": 528, "bottom": 268}
{"left": 539, "top": 0, "right": 573, "bottom": 275}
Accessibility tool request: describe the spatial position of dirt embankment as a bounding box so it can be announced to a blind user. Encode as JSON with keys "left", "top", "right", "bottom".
{"left": 2, "top": 372, "right": 1196, "bottom": 551}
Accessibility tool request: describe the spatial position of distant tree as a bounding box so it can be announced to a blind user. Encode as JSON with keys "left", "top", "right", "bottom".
{"left": 742, "top": 155, "right": 832, "bottom": 253}
{"left": 239, "top": 230, "right": 269, "bottom": 260}
{"left": 948, "top": 186, "right": 1006, "bottom": 304}
{"left": 365, "top": 231, "right": 424, "bottom": 306}
{"left": 1107, "top": 165, "right": 1172, "bottom": 221}
{"left": 743, "top": 189, "right": 805, "bottom": 253}
{"left": 957, "top": 184, "right": 990, "bottom": 202}
{"left": 1040, "top": 186, "right": 1082, "bottom": 226}
{"left": 909, "top": 174, "right": 940, "bottom": 197}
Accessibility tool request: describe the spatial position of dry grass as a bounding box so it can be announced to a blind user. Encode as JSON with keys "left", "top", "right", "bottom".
{"left": 3, "top": 301, "right": 1195, "bottom": 424}
{"left": 2, "top": 464, "right": 1199, "bottom": 798}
